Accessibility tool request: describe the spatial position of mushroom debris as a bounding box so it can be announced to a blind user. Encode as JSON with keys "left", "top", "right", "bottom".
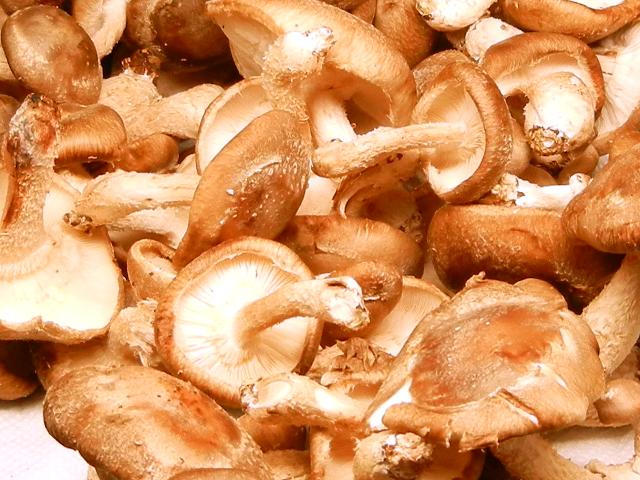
{"left": 2, "top": 1, "right": 640, "bottom": 479}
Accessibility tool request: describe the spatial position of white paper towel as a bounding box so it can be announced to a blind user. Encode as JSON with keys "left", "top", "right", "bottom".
{"left": 0, "top": 391, "right": 89, "bottom": 480}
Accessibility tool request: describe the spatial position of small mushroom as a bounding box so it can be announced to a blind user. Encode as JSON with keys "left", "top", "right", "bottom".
{"left": 0, "top": 340, "right": 37, "bottom": 400}
{"left": 172, "top": 110, "right": 313, "bottom": 268}
{"left": 44, "top": 366, "right": 273, "bottom": 479}
{"left": 366, "top": 277, "right": 605, "bottom": 450}
{"left": 2, "top": 6, "right": 102, "bottom": 105}
{"left": 156, "top": 237, "right": 367, "bottom": 407}
{"left": 0, "top": 95, "right": 123, "bottom": 342}
{"left": 278, "top": 215, "right": 424, "bottom": 277}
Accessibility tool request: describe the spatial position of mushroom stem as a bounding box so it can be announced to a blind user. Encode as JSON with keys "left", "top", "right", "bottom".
{"left": 0, "top": 95, "right": 59, "bottom": 266}
{"left": 313, "top": 122, "right": 464, "bottom": 177}
{"left": 581, "top": 252, "right": 640, "bottom": 375}
{"left": 240, "top": 372, "right": 366, "bottom": 431}
{"left": 235, "top": 276, "right": 368, "bottom": 345}
{"left": 309, "top": 90, "right": 358, "bottom": 144}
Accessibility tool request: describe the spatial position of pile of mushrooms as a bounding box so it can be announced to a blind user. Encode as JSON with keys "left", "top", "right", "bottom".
{"left": 1, "top": 0, "right": 640, "bottom": 479}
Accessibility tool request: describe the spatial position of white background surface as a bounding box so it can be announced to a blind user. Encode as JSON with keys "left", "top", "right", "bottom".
{"left": 0, "top": 391, "right": 88, "bottom": 479}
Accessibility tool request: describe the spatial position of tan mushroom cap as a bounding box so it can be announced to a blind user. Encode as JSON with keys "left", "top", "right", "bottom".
{"left": 72, "top": 0, "right": 127, "bottom": 58}
{"left": 207, "top": 0, "right": 416, "bottom": 129}
{"left": 414, "top": 60, "right": 512, "bottom": 203}
{"left": 2, "top": 6, "right": 101, "bottom": 105}
{"left": 44, "top": 366, "right": 272, "bottom": 480}
{"left": 498, "top": 0, "right": 640, "bottom": 43}
{"left": 173, "top": 110, "right": 313, "bottom": 268}
{"left": 127, "top": 238, "right": 177, "bottom": 302}
{"left": 277, "top": 215, "right": 424, "bottom": 277}
{"left": 366, "top": 278, "right": 605, "bottom": 450}
{"left": 412, "top": 49, "right": 470, "bottom": 98}
{"left": 0, "top": 96, "right": 123, "bottom": 343}
{"left": 563, "top": 144, "right": 640, "bottom": 253}
{"left": 196, "top": 77, "right": 271, "bottom": 173}
{"left": 115, "top": 133, "right": 179, "bottom": 172}
{"left": 428, "top": 205, "right": 621, "bottom": 308}
{"left": 156, "top": 237, "right": 324, "bottom": 407}
{"left": 237, "top": 414, "right": 306, "bottom": 451}
{"left": 169, "top": 470, "right": 257, "bottom": 480}
{"left": 0, "top": 341, "right": 37, "bottom": 400}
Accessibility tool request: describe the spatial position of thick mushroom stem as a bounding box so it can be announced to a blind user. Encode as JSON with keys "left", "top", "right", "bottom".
{"left": 1, "top": 95, "right": 59, "bottom": 264}
{"left": 309, "top": 90, "right": 358, "bottom": 144}
{"left": 523, "top": 72, "right": 596, "bottom": 155}
{"left": 235, "top": 276, "right": 369, "bottom": 345}
{"left": 313, "top": 122, "right": 464, "bottom": 177}
{"left": 416, "top": 0, "right": 497, "bottom": 31}
{"left": 352, "top": 431, "right": 433, "bottom": 480}
{"left": 262, "top": 28, "right": 335, "bottom": 124}
{"left": 582, "top": 252, "right": 640, "bottom": 375}
{"left": 240, "top": 372, "right": 366, "bottom": 431}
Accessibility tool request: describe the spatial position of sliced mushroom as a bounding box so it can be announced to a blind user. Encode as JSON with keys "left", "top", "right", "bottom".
{"left": 2, "top": 6, "right": 101, "bottom": 105}
{"left": 0, "top": 95, "right": 123, "bottom": 342}
{"left": 367, "top": 277, "right": 605, "bottom": 450}
{"left": 172, "top": 110, "right": 312, "bottom": 268}
{"left": 482, "top": 32, "right": 604, "bottom": 155}
{"left": 44, "top": 366, "right": 273, "bottom": 479}
{"left": 156, "top": 237, "right": 367, "bottom": 407}
{"left": 0, "top": 340, "right": 37, "bottom": 400}
{"left": 428, "top": 204, "right": 621, "bottom": 308}
{"left": 498, "top": 0, "right": 640, "bottom": 43}
{"left": 278, "top": 215, "right": 424, "bottom": 277}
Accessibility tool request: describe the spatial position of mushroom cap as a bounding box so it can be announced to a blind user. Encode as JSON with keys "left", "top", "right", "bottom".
{"left": 1, "top": 6, "right": 101, "bottom": 104}
{"left": 127, "top": 238, "right": 176, "bottom": 302}
{"left": 0, "top": 173, "right": 124, "bottom": 343}
{"left": 366, "top": 278, "right": 605, "bottom": 450}
{"left": 169, "top": 470, "right": 257, "bottom": 480}
{"left": 43, "top": 365, "right": 272, "bottom": 480}
{"left": 481, "top": 32, "right": 605, "bottom": 113}
{"left": 156, "top": 237, "right": 322, "bottom": 407}
{"left": 195, "top": 77, "right": 271, "bottom": 173}
{"left": 207, "top": 0, "right": 416, "bottom": 127}
{"left": 498, "top": 0, "right": 640, "bottom": 43}
{"left": 173, "top": 109, "right": 312, "bottom": 268}
{"left": 412, "top": 49, "right": 470, "bottom": 98}
{"left": 72, "top": 0, "right": 127, "bottom": 58}
{"left": 428, "top": 204, "right": 621, "bottom": 308}
{"left": 0, "top": 340, "right": 37, "bottom": 400}
{"left": 277, "top": 215, "right": 424, "bottom": 277}
{"left": 562, "top": 144, "right": 640, "bottom": 253}
{"left": 413, "top": 61, "right": 512, "bottom": 203}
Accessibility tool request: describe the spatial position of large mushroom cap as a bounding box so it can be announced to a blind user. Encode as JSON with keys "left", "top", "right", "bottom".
{"left": 1, "top": 6, "right": 102, "bottom": 104}
{"left": 43, "top": 366, "right": 272, "bottom": 479}
{"left": 207, "top": 0, "right": 416, "bottom": 127}
{"left": 156, "top": 237, "right": 323, "bottom": 407}
{"left": 366, "top": 278, "right": 605, "bottom": 450}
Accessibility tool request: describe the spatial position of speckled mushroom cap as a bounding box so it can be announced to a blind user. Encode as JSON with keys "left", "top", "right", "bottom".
{"left": 498, "top": 0, "right": 640, "bottom": 43}
{"left": 366, "top": 278, "right": 605, "bottom": 450}
{"left": 207, "top": 0, "right": 416, "bottom": 128}
{"left": 43, "top": 366, "right": 272, "bottom": 480}
{"left": 427, "top": 204, "right": 621, "bottom": 309}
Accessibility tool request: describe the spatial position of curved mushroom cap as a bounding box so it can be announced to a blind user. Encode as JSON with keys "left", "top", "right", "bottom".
{"left": 482, "top": 32, "right": 604, "bottom": 154}
{"left": 361, "top": 277, "right": 449, "bottom": 356}
{"left": 0, "top": 98, "right": 123, "bottom": 343}
{"left": 0, "top": 340, "right": 37, "bottom": 400}
{"left": 366, "top": 278, "right": 605, "bottom": 450}
{"left": 428, "top": 205, "right": 621, "bottom": 308}
{"left": 594, "top": 21, "right": 640, "bottom": 150}
{"left": 2, "top": 6, "right": 101, "bottom": 104}
{"left": 207, "top": 0, "right": 416, "bottom": 128}
{"left": 414, "top": 61, "right": 512, "bottom": 203}
{"left": 277, "top": 215, "right": 424, "bottom": 277}
{"left": 156, "top": 237, "right": 322, "bottom": 407}
{"left": 72, "top": 0, "right": 127, "bottom": 58}
{"left": 127, "top": 238, "right": 177, "bottom": 302}
{"left": 43, "top": 366, "right": 272, "bottom": 480}
{"left": 173, "top": 110, "right": 313, "bottom": 268}
{"left": 498, "top": 0, "right": 640, "bottom": 43}
{"left": 412, "top": 49, "right": 470, "bottom": 98}
{"left": 562, "top": 145, "right": 640, "bottom": 253}
{"left": 196, "top": 77, "right": 271, "bottom": 173}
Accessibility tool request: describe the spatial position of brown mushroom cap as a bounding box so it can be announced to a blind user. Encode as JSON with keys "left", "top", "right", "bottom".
{"left": 412, "top": 50, "right": 471, "bottom": 98}
{"left": 278, "top": 215, "right": 424, "bottom": 277}
{"left": 498, "top": 0, "right": 640, "bottom": 43}
{"left": 0, "top": 340, "right": 37, "bottom": 400}
{"left": 428, "top": 204, "right": 621, "bottom": 308}
{"left": 169, "top": 469, "right": 257, "bottom": 480}
{"left": 366, "top": 278, "right": 605, "bottom": 450}
{"left": 43, "top": 366, "right": 272, "bottom": 480}
{"left": 156, "top": 237, "right": 323, "bottom": 407}
{"left": 414, "top": 60, "right": 512, "bottom": 203}
{"left": 173, "top": 109, "right": 313, "bottom": 268}
{"left": 2, "top": 6, "right": 101, "bottom": 105}
{"left": 207, "top": 0, "right": 416, "bottom": 129}
{"left": 237, "top": 414, "right": 306, "bottom": 451}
